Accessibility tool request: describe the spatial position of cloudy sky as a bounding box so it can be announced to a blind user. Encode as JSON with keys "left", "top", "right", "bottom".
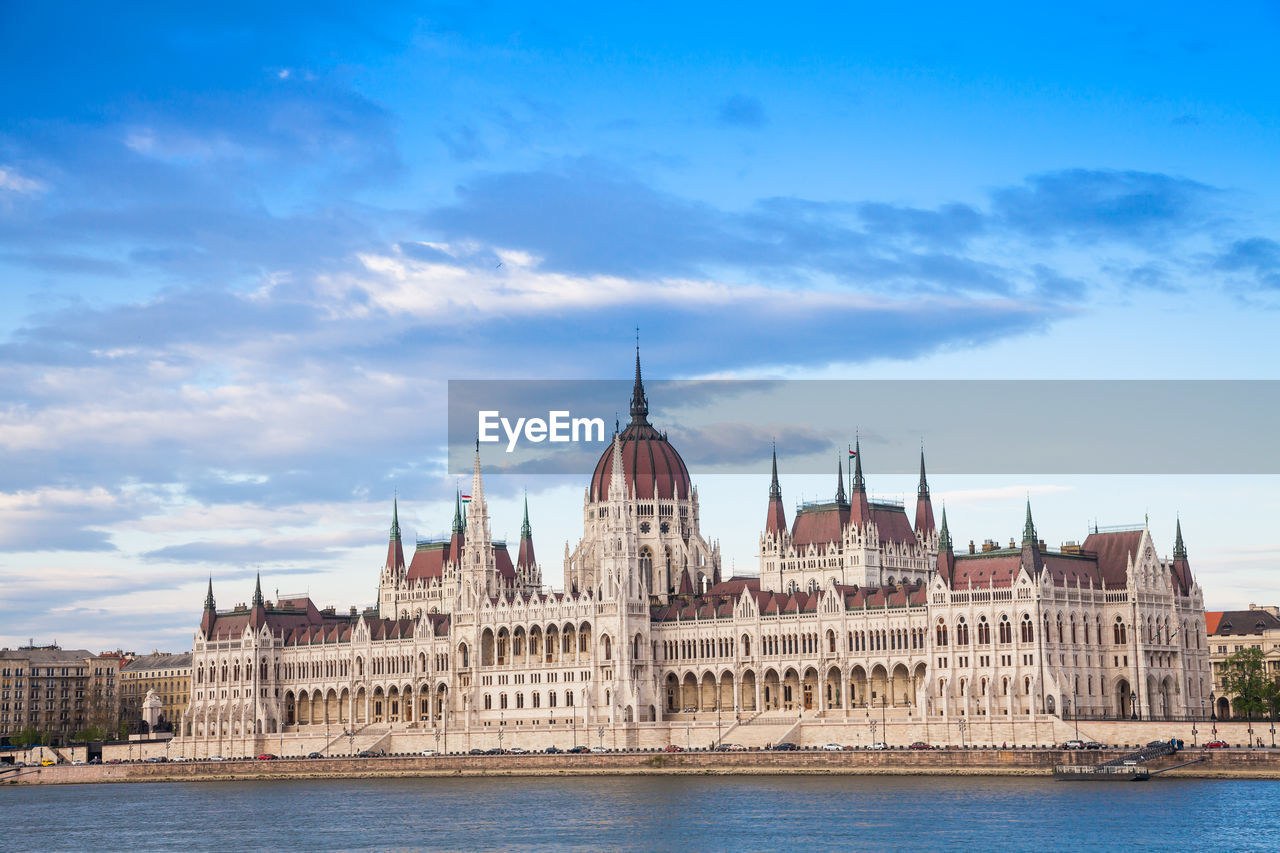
{"left": 3, "top": 2, "right": 1279, "bottom": 652}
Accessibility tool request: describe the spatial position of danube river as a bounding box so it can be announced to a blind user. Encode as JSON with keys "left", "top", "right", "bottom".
{"left": 3, "top": 775, "right": 1278, "bottom": 851}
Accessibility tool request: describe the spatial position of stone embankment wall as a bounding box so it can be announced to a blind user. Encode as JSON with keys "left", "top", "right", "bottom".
{"left": 9, "top": 718, "right": 1265, "bottom": 767}
{"left": 8, "top": 746, "right": 1280, "bottom": 786}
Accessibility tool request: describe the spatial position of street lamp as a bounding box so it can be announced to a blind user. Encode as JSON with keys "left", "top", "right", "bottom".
{"left": 958, "top": 716, "right": 968, "bottom": 750}
{"left": 598, "top": 724, "right": 605, "bottom": 751}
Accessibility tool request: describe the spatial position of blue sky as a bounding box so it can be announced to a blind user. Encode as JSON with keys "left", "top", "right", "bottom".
{"left": 2, "top": 2, "right": 1279, "bottom": 650}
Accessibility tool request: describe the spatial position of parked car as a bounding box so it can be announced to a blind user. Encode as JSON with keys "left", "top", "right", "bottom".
{"left": 106, "top": 758, "right": 123, "bottom": 765}
{"left": 420, "top": 749, "right": 437, "bottom": 756}
{"left": 358, "top": 749, "right": 385, "bottom": 758}
{"left": 40, "top": 758, "right": 57, "bottom": 766}
{"left": 821, "top": 743, "right": 845, "bottom": 751}
{"left": 771, "top": 742, "right": 799, "bottom": 751}
{"left": 566, "top": 745, "right": 589, "bottom": 754}
{"left": 88, "top": 757, "right": 101, "bottom": 765}
{"left": 71, "top": 759, "right": 85, "bottom": 765}
{"left": 909, "top": 741, "right": 935, "bottom": 750}
{"left": 256, "top": 753, "right": 278, "bottom": 761}
{"left": 1205, "top": 740, "right": 1229, "bottom": 749}
{"left": 468, "top": 748, "right": 487, "bottom": 755}
{"left": 485, "top": 747, "right": 507, "bottom": 755}
{"left": 870, "top": 742, "right": 888, "bottom": 751}
{"left": 1062, "top": 740, "right": 1086, "bottom": 750}
{"left": 665, "top": 744, "right": 685, "bottom": 753}
{"left": 724, "top": 743, "right": 747, "bottom": 751}
{"left": 589, "top": 746, "right": 609, "bottom": 753}
{"left": 207, "top": 755, "right": 225, "bottom": 761}
{"left": 544, "top": 746, "right": 563, "bottom": 754}
{"left": 306, "top": 752, "right": 324, "bottom": 759}
{"left": 1084, "top": 741, "right": 1103, "bottom": 750}
{"left": 170, "top": 756, "right": 190, "bottom": 762}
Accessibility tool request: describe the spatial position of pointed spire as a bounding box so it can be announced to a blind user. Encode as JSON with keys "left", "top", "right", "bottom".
{"left": 835, "top": 454, "right": 847, "bottom": 504}
{"left": 765, "top": 444, "right": 787, "bottom": 536}
{"left": 939, "top": 506, "right": 952, "bottom": 552}
{"left": 851, "top": 437, "right": 865, "bottom": 492}
{"left": 390, "top": 494, "right": 401, "bottom": 541}
{"left": 252, "top": 572, "right": 265, "bottom": 608}
{"left": 1174, "top": 517, "right": 1186, "bottom": 559}
{"left": 629, "top": 332, "right": 649, "bottom": 424}
{"left": 204, "top": 576, "right": 216, "bottom": 611}
{"left": 1022, "top": 499, "right": 1037, "bottom": 547}
{"left": 914, "top": 447, "right": 936, "bottom": 533}
{"left": 521, "top": 492, "right": 532, "bottom": 540}
{"left": 517, "top": 492, "right": 536, "bottom": 571}
{"left": 769, "top": 443, "right": 781, "bottom": 500}
{"left": 452, "top": 490, "right": 464, "bottom": 534}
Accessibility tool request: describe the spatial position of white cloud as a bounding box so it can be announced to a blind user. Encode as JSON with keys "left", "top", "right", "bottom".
{"left": 0, "top": 166, "right": 46, "bottom": 195}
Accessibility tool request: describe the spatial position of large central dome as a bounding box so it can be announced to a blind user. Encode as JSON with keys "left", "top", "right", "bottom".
{"left": 588, "top": 349, "right": 692, "bottom": 502}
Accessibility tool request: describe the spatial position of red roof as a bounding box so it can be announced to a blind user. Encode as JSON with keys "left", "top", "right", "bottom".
{"left": 1082, "top": 529, "right": 1144, "bottom": 589}
{"left": 871, "top": 503, "right": 916, "bottom": 545}
{"left": 589, "top": 420, "right": 691, "bottom": 501}
{"left": 791, "top": 503, "right": 849, "bottom": 550}
{"left": 1205, "top": 611, "right": 1222, "bottom": 635}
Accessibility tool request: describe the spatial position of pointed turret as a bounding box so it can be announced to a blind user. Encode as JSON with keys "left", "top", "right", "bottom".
{"left": 629, "top": 337, "right": 649, "bottom": 425}
{"left": 1021, "top": 499, "right": 1037, "bottom": 547}
{"left": 1170, "top": 516, "right": 1193, "bottom": 594}
{"left": 200, "top": 576, "right": 217, "bottom": 636}
{"left": 1019, "top": 499, "right": 1044, "bottom": 576}
{"left": 449, "top": 490, "right": 465, "bottom": 559}
{"left": 849, "top": 438, "right": 871, "bottom": 526}
{"left": 765, "top": 444, "right": 787, "bottom": 535}
{"left": 914, "top": 449, "right": 936, "bottom": 533}
{"left": 384, "top": 496, "right": 405, "bottom": 573}
{"left": 935, "top": 507, "right": 956, "bottom": 586}
{"left": 517, "top": 493, "right": 536, "bottom": 570}
{"left": 835, "top": 455, "right": 847, "bottom": 505}
{"left": 250, "top": 572, "right": 267, "bottom": 629}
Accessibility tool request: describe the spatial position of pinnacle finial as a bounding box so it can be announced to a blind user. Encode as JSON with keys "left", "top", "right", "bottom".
{"left": 769, "top": 443, "right": 781, "bottom": 500}
{"left": 918, "top": 448, "right": 929, "bottom": 498}
{"left": 452, "top": 490, "right": 464, "bottom": 534}
{"left": 204, "top": 576, "right": 216, "bottom": 611}
{"left": 1174, "top": 516, "right": 1186, "bottom": 558}
{"left": 629, "top": 334, "right": 649, "bottom": 423}
{"left": 939, "top": 506, "right": 951, "bottom": 552}
{"left": 1022, "top": 499, "right": 1037, "bottom": 547}
{"left": 390, "top": 494, "right": 401, "bottom": 541}
{"left": 835, "top": 453, "right": 847, "bottom": 504}
{"left": 252, "top": 572, "right": 264, "bottom": 608}
{"left": 521, "top": 491, "right": 532, "bottom": 539}
{"left": 851, "top": 436, "right": 865, "bottom": 492}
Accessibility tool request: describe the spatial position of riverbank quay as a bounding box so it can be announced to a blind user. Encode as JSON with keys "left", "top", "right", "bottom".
{"left": 8, "top": 747, "right": 1280, "bottom": 786}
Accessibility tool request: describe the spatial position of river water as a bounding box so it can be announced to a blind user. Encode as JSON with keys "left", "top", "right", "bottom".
{"left": 2, "top": 775, "right": 1277, "bottom": 851}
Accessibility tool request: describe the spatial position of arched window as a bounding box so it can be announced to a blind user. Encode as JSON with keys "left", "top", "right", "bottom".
{"left": 1020, "top": 615, "right": 1034, "bottom": 643}
{"left": 602, "top": 636, "right": 612, "bottom": 661}
{"left": 956, "top": 618, "right": 969, "bottom": 646}
{"left": 998, "top": 616, "right": 1012, "bottom": 644}
{"left": 639, "top": 547, "right": 653, "bottom": 591}
{"left": 977, "top": 616, "right": 991, "bottom": 645}
{"left": 936, "top": 619, "right": 948, "bottom": 647}
{"left": 1113, "top": 617, "right": 1127, "bottom": 645}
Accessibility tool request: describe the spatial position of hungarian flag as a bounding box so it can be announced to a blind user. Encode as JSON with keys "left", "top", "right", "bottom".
{"left": 848, "top": 449, "right": 858, "bottom": 459}
{"left": 461, "top": 494, "right": 472, "bottom": 504}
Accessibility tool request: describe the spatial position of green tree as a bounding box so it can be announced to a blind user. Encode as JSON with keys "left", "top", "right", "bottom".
{"left": 13, "top": 724, "right": 48, "bottom": 747}
{"left": 1219, "top": 646, "right": 1280, "bottom": 719}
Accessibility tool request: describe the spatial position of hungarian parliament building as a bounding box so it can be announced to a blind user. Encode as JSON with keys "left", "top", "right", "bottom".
{"left": 178, "top": 352, "right": 1212, "bottom": 754}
